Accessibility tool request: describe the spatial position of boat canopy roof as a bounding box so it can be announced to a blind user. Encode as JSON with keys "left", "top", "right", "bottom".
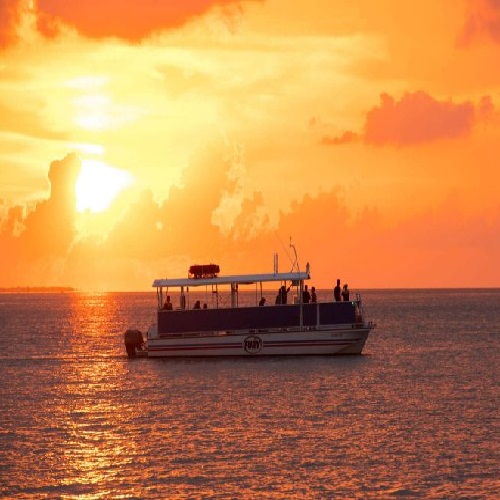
{"left": 153, "top": 269, "right": 310, "bottom": 288}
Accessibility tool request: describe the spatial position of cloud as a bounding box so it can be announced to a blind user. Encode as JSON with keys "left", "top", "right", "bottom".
{"left": 0, "top": 102, "right": 67, "bottom": 141}
{"left": 0, "top": 153, "right": 80, "bottom": 285}
{"left": 459, "top": 0, "right": 500, "bottom": 46}
{"left": 322, "top": 91, "right": 486, "bottom": 148}
{"left": 365, "top": 92, "right": 475, "bottom": 146}
{"left": 2, "top": 148, "right": 500, "bottom": 289}
{"left": 17, "top": 153, "right": 80, "bottom": 259}
{"left": 320, "top": 130, "right": 359, "bottom": 146}
{"left": 0, "top": 205, "right": 24, "bottom": 238}
{"left": 273, "top": 191, "right": 500, "bottom": 288}
{"left": 36, "top": 0, "right": 252, "bottom": 41}
{"left": 373, "top": 198, "right": 500, "bottom": 287}
{"left": 0, "top": 143, "right": 262, "bottom": 288}
{"left": 64, "top": 141, "right": 260, "bottom": 287}
{"left": 0, "top": 0, "right": 24, "bottom": 47}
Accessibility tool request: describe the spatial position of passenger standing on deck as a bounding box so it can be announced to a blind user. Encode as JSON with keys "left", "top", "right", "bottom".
{"left": 303, "top": 285, "right": 311, "bottom": 303}
{"left": 275, "top": 288, "right": 282, "bottom": 304}
{"left": 163, "top": 295, "right": 173, "bottom": 310}
{"left": 280, "top": 284, "right": 291, "bottom": 304}
{"left": 259, "top": 297, "right": 266, "bottom": 306}
{"left": 311, "top": 286, "right": 317, "bottom": 303}
{"left": 193, "top": 300, "right": 201, "bottom": 309}
{"left": 334, "top": 279, "right": 342, "bottom": 301}
{"left": 342, "top": 284, "right": 350, "bottom": 301}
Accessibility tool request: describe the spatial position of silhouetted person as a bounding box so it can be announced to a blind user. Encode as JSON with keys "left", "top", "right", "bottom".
{"left": 342, "top": 284, "right": 350, "bottom": 301}
{"left": 163, "top": 295, "right": 173, "bottom": 310}
{"left": 259, "top": 297, "right": 266, "bottom": 306}
{"left": 334, "top": 279, "right": 341, "bottom": 301}
{"left": 303, "top": 285, "right": 311, "bottom": 304}
{"left": 311, "top": 286, "right": 317, "bottom": 303}
{"left": 203, "top": 303, "right": 208, "bottom": 309}
{"left": 193, "top": 300, "right": 201, "bottom": 309}
{"left": 280, "top": 284, "right": 291, "bottom": 304}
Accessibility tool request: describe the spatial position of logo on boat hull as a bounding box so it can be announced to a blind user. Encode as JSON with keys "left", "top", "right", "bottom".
{"left": 243, "top": 335, "right": 263, "bottom": 354}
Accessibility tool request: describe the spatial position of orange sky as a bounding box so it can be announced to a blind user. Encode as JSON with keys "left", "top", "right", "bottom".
{"left": 1, "top": 0, "right": 499, "bottom": 290}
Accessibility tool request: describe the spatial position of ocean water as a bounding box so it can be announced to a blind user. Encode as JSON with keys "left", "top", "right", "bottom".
{"left": 0, "top": 289, "right": 498, "bottom": 499}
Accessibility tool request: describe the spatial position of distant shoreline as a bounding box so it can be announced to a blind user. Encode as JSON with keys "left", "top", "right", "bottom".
{"left": 0, "top": 287, "right": 76, "bottom": 293}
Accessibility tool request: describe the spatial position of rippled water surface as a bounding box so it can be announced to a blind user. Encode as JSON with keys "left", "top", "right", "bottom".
{"left": 0, "top": 289, "right": 498, "bottom": 499}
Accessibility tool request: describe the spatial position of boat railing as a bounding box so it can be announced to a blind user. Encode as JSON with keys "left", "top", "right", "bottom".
{"left": 157, "top": 301, "right": 359, "bottom": 335}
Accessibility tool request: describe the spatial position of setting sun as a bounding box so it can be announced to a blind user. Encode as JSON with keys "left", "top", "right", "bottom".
{"left": 75, "top": 159, "right": 133, "bottom": 213}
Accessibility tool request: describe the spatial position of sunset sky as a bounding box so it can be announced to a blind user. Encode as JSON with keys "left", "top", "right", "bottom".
{"left": 1, "top": 0, "right": 499, "bottom": 290}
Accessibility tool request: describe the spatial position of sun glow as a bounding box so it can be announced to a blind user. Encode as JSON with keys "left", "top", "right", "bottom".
{"left": 74, "top": 94, "right": 111, "bottom": 130}
{"left": 75, "top": 159, "right": 133, "bottom": 213}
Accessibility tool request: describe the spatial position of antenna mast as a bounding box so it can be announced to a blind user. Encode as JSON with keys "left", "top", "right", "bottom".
{"left": 289, "top": 237, "right": 300, "bottom": 273}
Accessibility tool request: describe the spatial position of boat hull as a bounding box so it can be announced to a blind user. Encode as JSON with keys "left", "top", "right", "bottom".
{"left": 143, "top": 327, "right": 371, "bottom": 357}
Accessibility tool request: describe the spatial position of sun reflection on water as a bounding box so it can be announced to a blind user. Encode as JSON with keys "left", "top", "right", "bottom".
{"left": 51, "top": 294, "right": 145, "bottom": 497}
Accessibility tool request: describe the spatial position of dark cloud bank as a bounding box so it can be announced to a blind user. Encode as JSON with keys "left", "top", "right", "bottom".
{"left": 1, "top": 144, "right": 500, "bottom": 289}
{"left": 321, "top": 91, "right": 494, "bottom": 147}
{"left": 0, "top": 0, "right": 255, "bottom": 47}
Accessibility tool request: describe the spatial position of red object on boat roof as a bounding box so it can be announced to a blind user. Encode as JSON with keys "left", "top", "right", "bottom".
{"left": 189, "top": 264, "right": 220, "bottom": 279}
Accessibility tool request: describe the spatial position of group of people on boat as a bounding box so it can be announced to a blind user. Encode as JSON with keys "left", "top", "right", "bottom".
{"left": 163, "top": 296, "right": 209, "bottom": 310}
{"left": 274, "top": 279, "right": 349, "bottom": 304}
{"left": 334, "top": 279, "right": 350, "bottom": 301}
{"left": 272, "top": 284, "right": 317, "bottom": 305}
{"left": 193, "top": 300, "right": 208, "bottom": 309}
{"left": 275, "top": 284, "right": 291, "bottom": 304}
{"left": 161, "top": 278, "right": 350, "bottom": 311}
{"left": 302, "top": 285, "right": 317, "bottom": 303}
